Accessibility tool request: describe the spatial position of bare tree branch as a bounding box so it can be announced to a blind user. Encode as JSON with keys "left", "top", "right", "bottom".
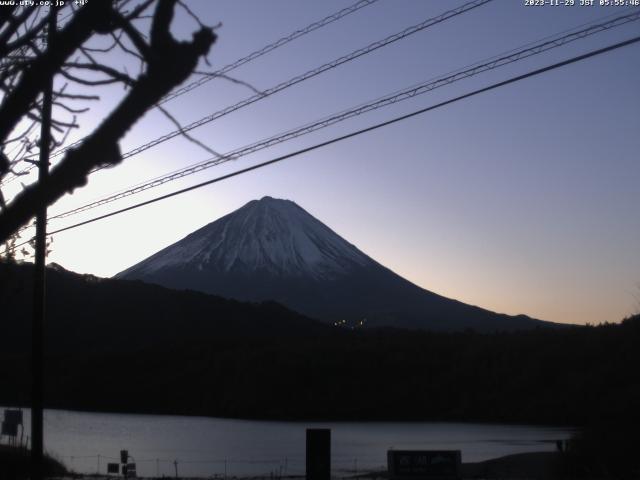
{"left": 0, "top": 2, "right": 118, "bottom": 143}
{"left": 0, "top": 0, "right": 216, "bottom": 244}
{"left": 63, "top": 62, "right": 137, "bottom": 86}
{"left": 157, "top": 104, "right": 222, "bottom": 158}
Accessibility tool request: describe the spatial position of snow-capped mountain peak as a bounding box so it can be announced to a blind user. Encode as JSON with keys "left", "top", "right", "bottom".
{"left": 118, "top": 196, "right": 372, "bottom": 279}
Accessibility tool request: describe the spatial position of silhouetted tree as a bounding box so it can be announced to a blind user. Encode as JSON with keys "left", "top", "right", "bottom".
{"left": 0, "top": 0, "right": 216, "bottom": 247}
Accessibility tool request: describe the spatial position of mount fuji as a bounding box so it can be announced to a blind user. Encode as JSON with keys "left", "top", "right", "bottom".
{"left": 116, "top": 196, "right": 548, "bottom": 331}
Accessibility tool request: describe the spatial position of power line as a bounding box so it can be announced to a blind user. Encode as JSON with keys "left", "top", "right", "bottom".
{"left": 9, "top": 34, "right": 636, "bottom": 251}
{"left": 50, "top": 7, "right": 640, "bottom": 213}
{"left": 46, "top": 10, "right": 640, "bottom": 222}
{"left": 10, "top": 4, "right": 638, "bottom": 194}
{"left": 5, "top": 0, "right": 493, "bottom": 186}
{"left": 1, "top": 0, "right": 380, "bottom": 183}
{"left": 111, "top": 0, "right": 493, "bottom": 163}
{"left": 160, "top": 0, "right": 380, "bottom": 105}
{"left": 42, "top": 0, "right": 493, "bottom": 171}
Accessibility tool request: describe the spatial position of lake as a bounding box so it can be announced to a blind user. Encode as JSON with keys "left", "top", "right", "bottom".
{"left": 4, "top": 408, "right": 573, "bottom": 478}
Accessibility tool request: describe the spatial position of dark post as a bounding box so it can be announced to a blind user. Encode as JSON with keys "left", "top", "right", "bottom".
{"left": 31, "top": 6, "right": 56, "bottom": 480}
{"left": 306, "top": 428, "right": 330, "bottom": 480}
{"left": 121, "top": 450, "right": 129, "bottom": 479}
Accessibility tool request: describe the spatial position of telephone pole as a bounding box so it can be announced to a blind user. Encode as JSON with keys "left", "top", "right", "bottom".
{"left": 32, "top": 6, "right": 56, "bottom": 480}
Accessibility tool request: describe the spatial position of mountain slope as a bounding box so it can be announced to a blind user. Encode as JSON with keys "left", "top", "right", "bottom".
{"left": 117, "top": 196, "right": 549, "bottom": 331}
{"left": 0, "top": 261, "right": 329, "bottom": 357}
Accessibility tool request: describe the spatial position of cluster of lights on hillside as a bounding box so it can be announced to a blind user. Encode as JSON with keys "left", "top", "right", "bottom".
{"left": 333, "top": 318, "right": 367, "bottom": 330}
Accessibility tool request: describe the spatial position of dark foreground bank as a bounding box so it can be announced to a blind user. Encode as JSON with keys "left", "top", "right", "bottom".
{"left": 1, "top": 262, "right": 639, "bottom": 425}
{"left": 0, "top": 445, "right": 67, "bottom": 479}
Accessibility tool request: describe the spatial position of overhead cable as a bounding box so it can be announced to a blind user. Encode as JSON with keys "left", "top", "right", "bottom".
{"left": 160, "top": 0, "right": 381, "bottom": 104}
{"left": 36, "top": 0, "right": 494, "bottom": 168}
{"left": 47, "top": 10, "right": 640, "bottom": 221}
{"left": 0, "top": 0, "right": 380, "bottom": 183}
{"left": 10, "top": 33, "right": 635, "bottom": 251}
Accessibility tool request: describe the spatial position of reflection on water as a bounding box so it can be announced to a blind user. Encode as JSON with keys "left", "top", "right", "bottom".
{"left": 6, "top": 408, "right": 573, "bottom": 477}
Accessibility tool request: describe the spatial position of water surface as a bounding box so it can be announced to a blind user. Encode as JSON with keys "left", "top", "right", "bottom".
{"left": 6, "top": 408, "right": 573, "bottom": 477}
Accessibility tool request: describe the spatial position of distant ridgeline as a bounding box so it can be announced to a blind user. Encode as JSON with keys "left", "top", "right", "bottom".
{"left": 116, "top": 197, "right": 552, "bottom": 332}
{"left": 1, "top": 260, "right": 639, "bottom": 425}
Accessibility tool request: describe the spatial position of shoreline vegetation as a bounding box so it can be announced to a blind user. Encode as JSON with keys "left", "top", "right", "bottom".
{"left": 3, "top": 316, "right": 638, "bottom": 425}
{"left": 1, "top": 262, "right": 638, "bottom": 425}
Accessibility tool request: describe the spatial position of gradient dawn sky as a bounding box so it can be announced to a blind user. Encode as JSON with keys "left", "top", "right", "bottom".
{"left": 7, "top": 0, "right": 639, "bottom": 326}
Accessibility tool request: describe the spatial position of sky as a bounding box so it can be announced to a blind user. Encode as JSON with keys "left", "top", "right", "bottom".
{"left": 5, "top": 0, "right": 640, "bottom": 325}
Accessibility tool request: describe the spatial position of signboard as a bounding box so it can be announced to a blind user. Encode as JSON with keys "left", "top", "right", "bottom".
{"left": 126, "top": 463, "right": 137, "bottom": 478}
{"left": 120, "top": 450, "right": 129, "bottom": 464}
{"left": 387, "top": 450, "right": 461, "bottom": 479}
{"left": 1, "top": 421, "right": 18, "bottom": 437}
{"left": 107, "top": 463, "right": 120, "bottom": 474}
{"left": 4, "top": 409, "right": 23, "bottom": 425}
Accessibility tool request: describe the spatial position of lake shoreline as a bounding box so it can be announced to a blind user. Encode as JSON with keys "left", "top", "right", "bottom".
{"left": 45, "top": 452, "right": 569, "bottom": 480}
{"left": 1, "top": 407, "right": 575, "bottom": 479}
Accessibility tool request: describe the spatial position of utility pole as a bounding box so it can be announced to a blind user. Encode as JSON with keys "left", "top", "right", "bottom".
{"left": 31, "top": 6, "right": 55, "bottom": 480}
